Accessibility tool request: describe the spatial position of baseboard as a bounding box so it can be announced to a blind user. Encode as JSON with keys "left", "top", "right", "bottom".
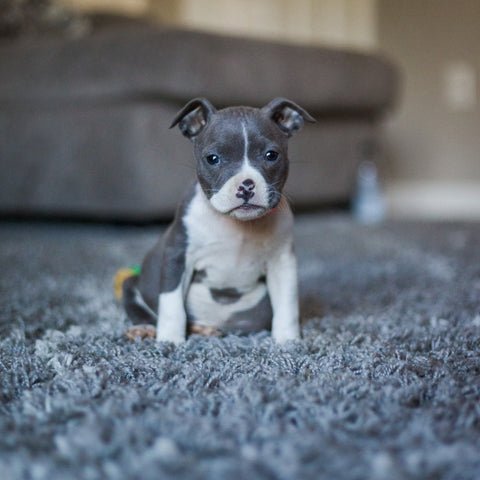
{"left": 386, "top": 181, "right": 480, "bottom": 220}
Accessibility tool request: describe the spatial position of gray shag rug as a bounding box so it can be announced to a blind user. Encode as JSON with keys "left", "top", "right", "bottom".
{"left": 1, "top": 215, "right": 480, "bottom": 480}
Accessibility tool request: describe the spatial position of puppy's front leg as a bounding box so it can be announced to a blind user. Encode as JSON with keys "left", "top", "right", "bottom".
{"left": 267, "top": 241, "right": 300, "bottom": 342}
{"left": 156, "top": 277, "right": 187, "bottom": 344}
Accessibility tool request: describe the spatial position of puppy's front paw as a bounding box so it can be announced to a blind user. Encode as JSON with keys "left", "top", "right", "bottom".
{"left": 125, "top": 324, "right": 156, "bottom": 341}
{"left": 271, "top": 322, "right": 301, "bottom": 343}
{"left": 156, "top": 323, "right": 186, "bottom": 344}
{"left": 272, "top": 331, "right": 301, "bottom": 343}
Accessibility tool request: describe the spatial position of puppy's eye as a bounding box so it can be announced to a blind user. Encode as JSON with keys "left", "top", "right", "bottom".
{"left": 265, "top": 150, "right": 279, "bottom": 162}
{"left": 205, "top": 154, "right": 220, "bottom": 166}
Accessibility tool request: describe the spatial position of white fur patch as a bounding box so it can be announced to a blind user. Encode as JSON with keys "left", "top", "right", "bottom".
{"left": 186, "top": 282, "right": 267, "bottom": 328}
{"left": 267, "top": 245, "right": 300, "bottom": 342}
{"left": 156, "top": 283, "right": 187, "bottom": 344}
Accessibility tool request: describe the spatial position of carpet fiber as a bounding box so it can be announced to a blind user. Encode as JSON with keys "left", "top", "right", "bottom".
{"left": 1, "top": 215, "right": 479, "bottom": 480}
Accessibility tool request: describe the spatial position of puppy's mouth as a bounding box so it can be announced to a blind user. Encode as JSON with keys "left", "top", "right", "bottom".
{"left": 234, "top": 203, "right": 264, "bottom": 211}
{"left": 229, "top": 203, "right": 267, "bottom": 220}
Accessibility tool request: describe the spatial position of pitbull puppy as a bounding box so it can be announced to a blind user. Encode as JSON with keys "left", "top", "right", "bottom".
{"left": 123, "top": 98, "right": 315, "bottom": 343}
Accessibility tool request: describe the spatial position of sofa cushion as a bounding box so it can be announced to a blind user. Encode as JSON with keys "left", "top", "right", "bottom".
{"left": 0, "top": 25, "right": 397, "bottom": 116}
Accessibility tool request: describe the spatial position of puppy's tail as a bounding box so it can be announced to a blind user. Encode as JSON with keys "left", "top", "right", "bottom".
{"left": 113, "top": 266, "right": 141, "bottom": 301}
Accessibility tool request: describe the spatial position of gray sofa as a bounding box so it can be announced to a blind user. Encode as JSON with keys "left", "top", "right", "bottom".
{"left": 0, "top": 21, "right": 398, "bottom": 220}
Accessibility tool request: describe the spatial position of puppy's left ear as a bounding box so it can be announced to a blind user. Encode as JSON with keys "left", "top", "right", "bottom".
{"left": 262, "top": 98, "right": 316, "bottom": 137}
{"left": 170, "top": 98, "right": 217, "bottom": 139}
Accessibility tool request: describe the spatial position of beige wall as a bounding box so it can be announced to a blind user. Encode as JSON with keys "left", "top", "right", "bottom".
{"left": 378, "top": 0, "right": 480, "bottom": 184}
{"left": 159, "top": 0, "right": 377, "bottom": 49}
{"left": 58, "top": 0, "right": 378, "bottom": 49}
{"left": 57, "top": 0, "right": 149, "bottom": 16}
{"left": 378, "top": 0, "right": 480, "bottom": 218}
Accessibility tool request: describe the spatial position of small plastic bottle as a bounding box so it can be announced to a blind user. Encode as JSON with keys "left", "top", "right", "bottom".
{"left": 353, "top": 160, "right": 387, "bottom": 224}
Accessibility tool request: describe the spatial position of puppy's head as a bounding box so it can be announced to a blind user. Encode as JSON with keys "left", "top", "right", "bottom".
{"left": 170, "top": 98, "right": 315, "bottom": 221}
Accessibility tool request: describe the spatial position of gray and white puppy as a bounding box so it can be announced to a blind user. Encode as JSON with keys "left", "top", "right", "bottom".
{"left": 123, "top": 98, "right": 315, "bottom": 343}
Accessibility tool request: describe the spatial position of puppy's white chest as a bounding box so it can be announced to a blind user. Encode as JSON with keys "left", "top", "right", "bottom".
{"left": 182, "top": 188, "right": 293, "bottom": 328}
{"left": 187, "top": 212, "right": 273, "bottom": 288}
{"left": 183, "top": 187, "right": 292, "bottom": 273}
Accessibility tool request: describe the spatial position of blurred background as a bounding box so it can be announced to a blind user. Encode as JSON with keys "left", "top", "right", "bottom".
{"left": 1, "top": 0, "right": 479, "bottom": 221}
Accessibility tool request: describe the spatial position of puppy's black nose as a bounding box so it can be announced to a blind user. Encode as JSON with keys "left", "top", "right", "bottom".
{"left": 236, "top": 179, "right": 255, "bottom": 202}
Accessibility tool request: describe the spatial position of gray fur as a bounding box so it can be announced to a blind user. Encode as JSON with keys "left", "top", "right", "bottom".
{"left": 191, "top": 269, "right": 207, "bottom": 283}
{"left": 210, "top": 287, "right": 243, "bottom": 305}
{"left": 223, "top": 290, "right": 273, "bottom": 334}
{"left": 122, "top": 275, "right": 156, "bottom": 324}
{"left": 131, "top": 182, "right": 196, "bottom": 315}
{"left": 262, "top": 98, "right": 315, "bottom": 137}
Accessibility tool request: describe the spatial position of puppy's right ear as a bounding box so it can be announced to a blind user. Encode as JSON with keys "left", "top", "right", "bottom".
{"left": 169, "top": 98, "right": 216, "bottom": 139}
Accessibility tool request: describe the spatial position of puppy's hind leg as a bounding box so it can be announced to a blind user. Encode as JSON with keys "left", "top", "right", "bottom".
{"left": 122, "top": 275, "right": 157, "bottom": 339}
